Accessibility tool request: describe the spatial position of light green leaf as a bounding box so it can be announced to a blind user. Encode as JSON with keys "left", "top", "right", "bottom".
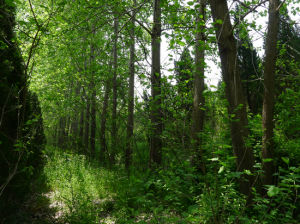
{"left": 267, "top": 185, "right": 280, "bottom": 197}
{"left": 282, "top": 157, "right": 289, "bottom": 165}
{"left": 263, "top": 158, "right": 273, "bottom": 163}
{"left": 218, "top": 166, "right": 225, "bottom": 174}
{"left": 244, "top": 169, "right": 252, "bottom": 175}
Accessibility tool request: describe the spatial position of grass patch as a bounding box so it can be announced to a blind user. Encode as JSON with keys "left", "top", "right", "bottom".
{"left": 42, "top": 147, "right": 198, "bottom": 223}
{"left": 44, "top": 147, "right": 117, "bottom": 223}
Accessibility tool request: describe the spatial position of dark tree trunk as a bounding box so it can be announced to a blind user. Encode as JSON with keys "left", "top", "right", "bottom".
{"left": 79, "top": 105, "right": 84, "bottom": 149}
{"left": 84, "top": 92, "right": 90, "bottom": 153}
{"left": 90, "top": 86, "right": 96, "bottom": 157}
{"left": 149, "top": 0, "right": 163, "bottom": 167}
{"left": 209, "top": 0, "right": 255, "bottom": 201}
{"left": 58, "top": 117, "right": 66, "bottom": 147}
{"left": 111, "top": 14, "right": 119, "bottom": 165}
{"left": 53, "top": 124, "right": 58, "bottom": 146}
{"left": 100, "top": 79, "right": 110, "bottom": 163}
{"left": 262, "top": 0, "right": 280, "bottom": 186}
{"left": 70, "top": 84, "right": 81, "bottom": 146}
{"left": 90, "top": 28, "right": 96, "bottom": 158}
{"left": 192, "top": 0, "right": 206, "bottom": 173}
{"left": 66, "top": 115, "right": 71, "bottom": 146}
{"left": 125, "top": 0, "right": 136, "bottom": 171}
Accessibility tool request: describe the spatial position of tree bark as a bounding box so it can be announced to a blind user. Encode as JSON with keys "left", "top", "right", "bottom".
{"left": 262, "top": 0, "right": 280, "bottom": 186}
{"left": 126, "top": 0, "right": 136, "bottom": 171}
{"left": 209, "top": 0, "right": 255, "bottom": 200}
{"left": 149, "top": 0, "right": 163, "bottom": 167}
{"left": 84, "top": 90, "right": 90, "bottom": 153}
{"left": 192, "top": 0, "right": 206, "bottom": 173}
{"left": 111, "top": 14, "right": 119, "bottom": 165}
{"left": 79, "top": 106, "right": 84, "bottom": 149}
{"left": 58, "top": 116, "right": 66, "bottom": 147}
{"left": 90, "top": 87, "right": 96, "bottom": 157}
{"left": 100, "top": 79, "right": 110, "bottom": 163}
{"left": 90, "top": 28, "right": 96, "bottom": 158}
{"left": 71, "top": 83, "right": 81, "bottom": 148}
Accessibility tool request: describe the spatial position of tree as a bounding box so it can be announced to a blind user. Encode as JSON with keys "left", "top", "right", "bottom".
{"left": 175, "top": 48, "right": 193, "bottom": 111}
{"left": 192, "top": 0, "right": 206, "bottom": 173}
{"left": 90, "top": 26, "right": 97, "bottom": 157}
{"left": 276, "top": 10, "right": 300, "bottom": 93}
{"left": 125, "top": 0, "right": 136, "bottom": 171}
{"left": 149, "top": 0, "right": 163, "bottom": 167}
{"left": 111, "top": 11, "right": 119, "bottom": 165}
{"left": 234, "top": 6, "right": 263, "bottom": 114}
{"left": 0, "top": 0, "right": 45, "bottom": 213}
{"left": 208, "top": 0, "right": 255, "bottom": 200}
{"left": 262, "top": 0, "right": 280, "bottom": 187}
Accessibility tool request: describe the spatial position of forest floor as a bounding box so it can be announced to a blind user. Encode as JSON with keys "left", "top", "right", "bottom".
{"left": 15, "top": 147, "right": 194, "bottom": 223}
{"left": 17, "top": 148, "right": 118, "bottom": 224}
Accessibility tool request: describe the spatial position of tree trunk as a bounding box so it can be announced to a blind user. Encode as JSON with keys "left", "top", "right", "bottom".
{"left": 149, "top": 0, "right": 162, "bottom": 167}
{"left": 90, "top": 87, "right": 96, "bottom": 157}
{"left": 262, "top": 0, "right": 280, "bottom": 186}
{"left": 111, "top": 14, "right": 119, "bottom": 165}
{"left": 79, "top": 106, "right": 84, "bottom": 150}
{"left": 90, "top": 27, "right": 96, "bottom": 158}
{"left": 126, "top": 0, "right": 136, "bottom": 171}
{"left": 209, "top": 0, "right": 255, "bottom": 200}
{"left": 58, "top": 117, "right": 66, "bottom": 147}
{"left": 84, "top": 91, "right": 90, "bottom": 153}
{"left": 192, "top": 0, "right": 206, "bottom": 173}
{"left": 100, "top": 79, "right": 110, "bottom": 163}
{"left": 71, "top": 84, "right": 81, "bottom": 147}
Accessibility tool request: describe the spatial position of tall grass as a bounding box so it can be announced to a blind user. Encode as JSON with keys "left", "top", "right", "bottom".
{"left": 44, "top": 147, "right": 117, "bottom": 223}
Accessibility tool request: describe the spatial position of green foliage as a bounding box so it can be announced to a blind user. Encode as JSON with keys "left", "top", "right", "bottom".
{"left": 0, "top": 0, "right": 45, "bottom": 218}
{"left": 44, "top": 147, "right": 116, "bottom": 223}
{"left": 7, "top": 0, "right": 299, "bottom": 223}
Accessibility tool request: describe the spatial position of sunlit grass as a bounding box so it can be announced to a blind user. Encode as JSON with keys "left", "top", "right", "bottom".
{"left": 43, "top": 146, "right": 117, "bottom": 223}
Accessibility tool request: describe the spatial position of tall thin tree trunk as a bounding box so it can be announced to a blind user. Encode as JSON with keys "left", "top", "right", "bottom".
{"left": 262, "top": 0, "right": 280, "bottom": 186}
{"left": 125, "top": 0, "right": 136, "bottom": 171}
{"left": 90, "top": 87, "right": 96, "bottom": 157}
{"left": 192, "top": 0, "right": 206, "bottom": 173}
{"left": 149, "top": 0, "right": 162, "bottom": 167}
{"left": 90, "top": 28, "right": 96, "bottom": 158}
{"left": 55, "top": 124, "right": 59, "bottom": 147}
{"left": 79, "top": 106, "right": 84, "bottom": 150}
{"left": 209, "top": 0, "right": 255, "bottom": 201}
{"left": 111, "top": 14, "right": 119, "bottom": 165}
{"left": 84, "top": 91, "right": 90, "bottom": 153}
{"left": 71, "top": 83, "right": 81, "bottom": 148}
{"left": 100, "top": 79, "right": 110, "bottom": 163}
{"left": 66, "top": 115, "right": 71, "bottom": 147}
{"left": 58, "top": 117, "right": 66, "bottom": 147}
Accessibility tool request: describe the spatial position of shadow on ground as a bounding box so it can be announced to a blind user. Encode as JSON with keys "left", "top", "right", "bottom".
{"left": 1, "top": 173, "right": 63, "bottom": 224}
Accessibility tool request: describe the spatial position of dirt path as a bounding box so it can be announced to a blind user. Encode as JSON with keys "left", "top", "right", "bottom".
{"left": 13, "top": 190, "right": 62, "bottom": 224}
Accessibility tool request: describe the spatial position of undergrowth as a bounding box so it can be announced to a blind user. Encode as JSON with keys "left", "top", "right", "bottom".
{"left": 44, "top": 147, "right": 116, "bottom": 223}
{"left": 42, "top": 146, "right": 299, "bottom": 224}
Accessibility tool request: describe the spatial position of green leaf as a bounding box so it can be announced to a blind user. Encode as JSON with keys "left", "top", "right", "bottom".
{"left": 218, "top": 166, "right": 225, "bottom": 174}
{"left": 177, "top": 40, "right": 185, "bottom": 46}
{"left": 216, "top": 19, "right": 223, "bottom": 25}
{"left": 244, "top": 169, "right": 252, "bottom": 175}
{"left": 5, "top": 0, "right": 15, "bottom": 7}
{"left": 281, "top": 157, "right": 289, "bottom": 165}
{"left": 267, "top": 185, "right": 280, "bottom": 197}
{"left": 263, "top": 158, "right": 273, "bottom": 163}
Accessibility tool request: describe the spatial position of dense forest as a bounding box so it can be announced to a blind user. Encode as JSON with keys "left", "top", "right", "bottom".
{"left": 1, "top": 0, "right": 300, "bottom": 223}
